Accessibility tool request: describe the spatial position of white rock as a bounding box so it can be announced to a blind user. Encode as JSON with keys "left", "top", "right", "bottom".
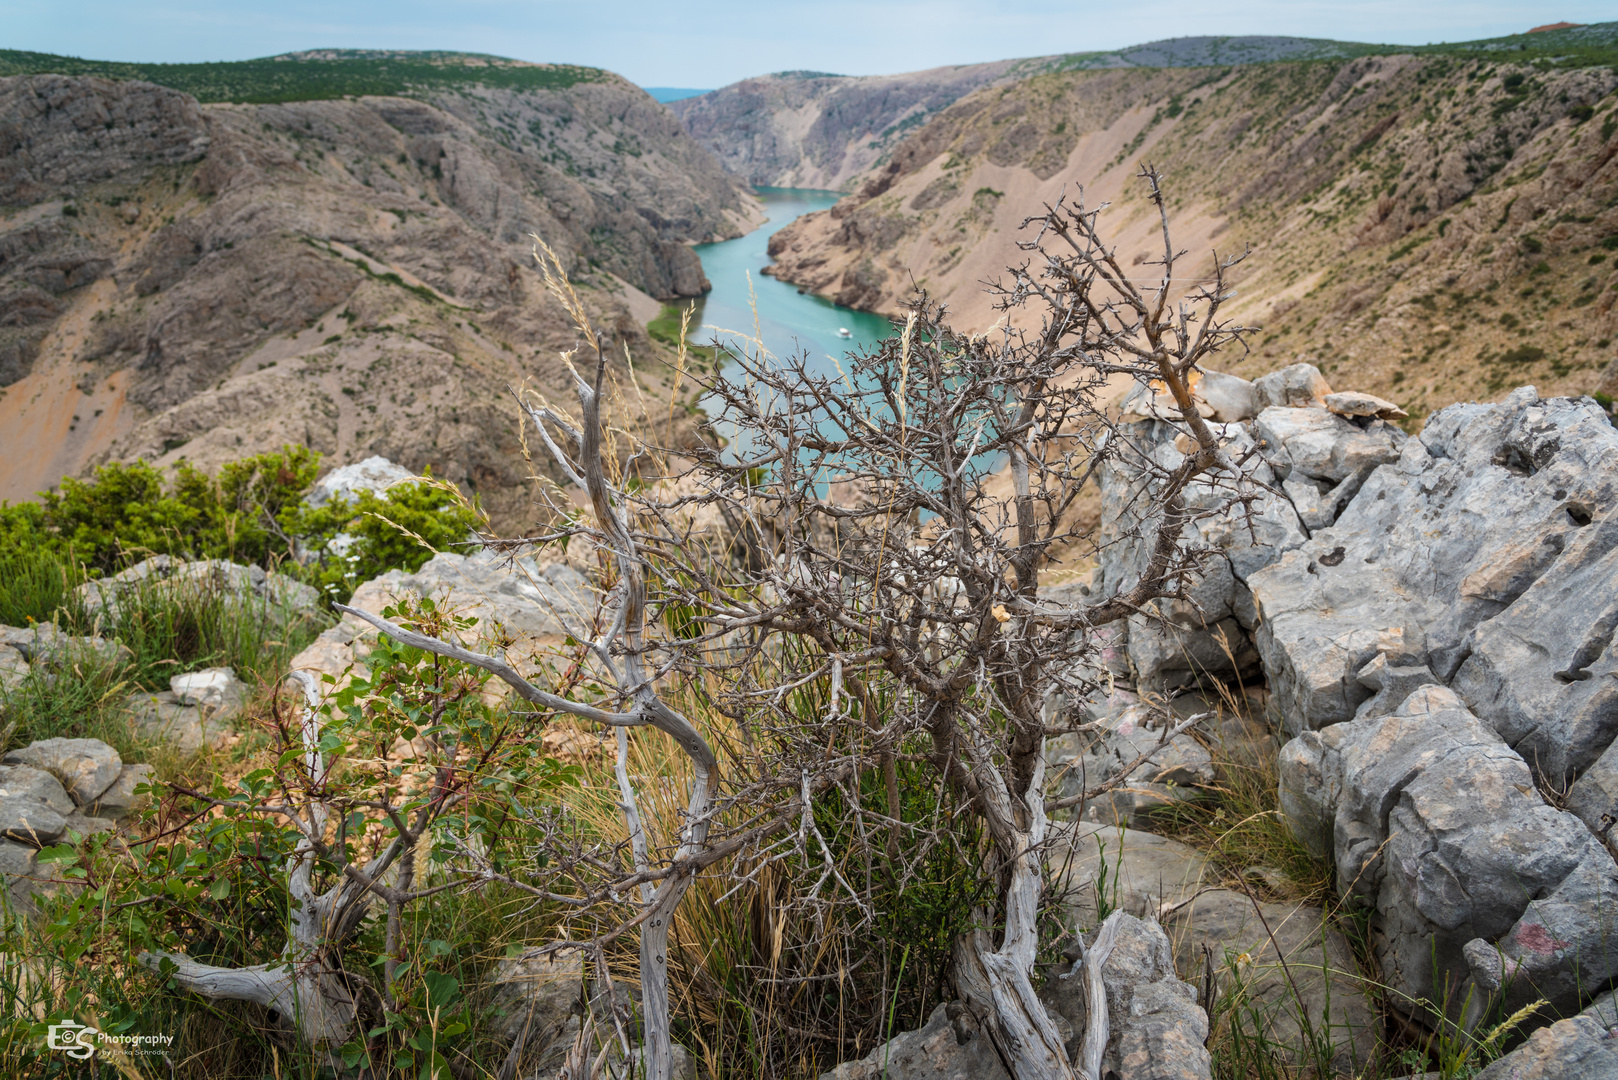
{"left": 1196, "top": 368, "right": 1257, "bottom": 423}
{"left": 171, "top": 667, "right": 247, "bottom": 710}
{"left": 1252, "top": 362, "right": 1332, "bottom": 409}
{"left": 1325, "top": 389, "right": 1407, "bottom": 420}
{"left": 306, "top": 455, "right": 418, "bottom": 508}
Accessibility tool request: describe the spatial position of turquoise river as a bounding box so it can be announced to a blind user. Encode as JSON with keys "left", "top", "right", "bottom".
{"left": 687, "top": 187, "right": 893, "bottom": 378}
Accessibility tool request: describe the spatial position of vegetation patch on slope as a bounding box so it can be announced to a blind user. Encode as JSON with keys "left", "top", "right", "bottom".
{"left": 0, "top": 48, "right": 607, "bottom": 104}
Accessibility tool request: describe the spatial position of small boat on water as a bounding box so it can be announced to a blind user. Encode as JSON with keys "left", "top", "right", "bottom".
{"left": 837, "top": 327, "right": 852, "bottom": 338}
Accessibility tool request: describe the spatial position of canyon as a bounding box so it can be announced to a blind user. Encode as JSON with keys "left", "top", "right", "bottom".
{"left": 757, "top": 46, "right": 1618, "bottom": 419}
{"left": 0, "top": 55, "right": 758, "bottom": 525}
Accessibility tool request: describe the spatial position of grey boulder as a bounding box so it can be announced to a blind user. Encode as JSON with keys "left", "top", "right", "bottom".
{"left": 1047, "top": 700, "right": 1214, "bottom": 828}
{"left": 0, "top": 622, "right": 127, "bottom": 668}
{"left": 1252, "top": 363, "right": 1332, "bottom": 410}
{"left": 0, "top": 644, "right": 26, "bottom": 691}
{"left": 1474, "top": 990, "right": 1618, "bottom": 1079}
{"left": 77, "top": 556, "right": 321, "bottom": 624}
{"left": 1252, "top": 406, "right": 1406, "bottom": 485}
{"left": 1, "top": 738, "right": 122, "bottom": 806}
{"left": 485, "top": 949, "right": 582, "bottom": 1045}
{"left": 1278, "top": 685, "right": 1618, "bottom": 1022}
{"left": 817, "top": 1002, "right": 1008, "bottom": 1080}
{"left": 1249, "top": 388, "right": 1618, "bottom": 735}
{"left": 125, "top": 683, "right": 243, "bottom": 752}
{"left": 1095, "top": 913, "right": 1212, "bottom": 1080}
{"left": 1095, "top": 419, "right": 1303, "bottom": 688}
{"left": 0, "top": 764, "right": 74, "bottom": 845}
{"left": 348, "top": 549, "right": 595, "bottom": 640}
{"left": 90, "top": 764, "right": 155, "bottom": 818}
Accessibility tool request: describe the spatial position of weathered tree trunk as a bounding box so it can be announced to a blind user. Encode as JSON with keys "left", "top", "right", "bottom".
{"left": 140, "top": 672, "right": 379, "bottom": 1058}
{"left": 951, "top": 739, "right": 1090, "bottom": 1080}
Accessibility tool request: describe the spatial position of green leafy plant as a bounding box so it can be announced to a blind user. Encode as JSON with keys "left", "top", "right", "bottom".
{"left": 293, "top": 469, "right": 482, "bottom": 601}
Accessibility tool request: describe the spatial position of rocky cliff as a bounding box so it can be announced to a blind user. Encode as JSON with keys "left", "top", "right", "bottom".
{"left": 763, "top": 48, "right": 1618, "bottom": 417}
{"left": 668, "top": 63, "right": 1025, "bottom": 191}
{"left": 0, "top": 58, "right": 760, "bottom": 525}
{"left": 668, "top": 36, "right": 1396, "bottom": 192}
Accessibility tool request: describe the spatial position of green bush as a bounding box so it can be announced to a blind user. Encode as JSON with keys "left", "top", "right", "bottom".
{"left": 293, "top": 468, "right": 482, "bottom": 600}
{"left": 30, "top": 446, "right": 320, "bottom": 574}
{"left": 0, "top": 447, "right": 482, "bottom": 609}
{"left": 1499, "top": 344, "right": 1547, "bottom": 365}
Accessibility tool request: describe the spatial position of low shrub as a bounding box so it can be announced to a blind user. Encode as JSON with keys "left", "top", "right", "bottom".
{"left": 0, "top": 446, "right": 482, "bottom": 611}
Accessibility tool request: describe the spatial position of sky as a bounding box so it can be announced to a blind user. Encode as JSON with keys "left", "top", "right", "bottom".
{"left": 2, "top": 1, "right": 1611, "bottom": 89}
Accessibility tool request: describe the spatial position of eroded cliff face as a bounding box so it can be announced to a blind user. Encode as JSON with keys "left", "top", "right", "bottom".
{"left": 0, "top": 72, "right": 758, "bottom": 526}
{"left": 763, "top": 56, "right": 1618, "bottom": 418}
{"left": 668, "top": 64, "right": 1026, "bottom": 191}
{"left": 668, "top": 36, "right": 1380, "bottom": 193}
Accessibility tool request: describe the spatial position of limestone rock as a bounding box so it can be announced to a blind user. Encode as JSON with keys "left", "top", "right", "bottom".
{"left": 0, "top": 622, "right": 127, "bottom": 668}
{"left": 1325, "top": 390, "right": 1407, "bottom": 420}
{"left": 89, "top": 764, "right": 155, "bottom": 818}
{"left": 1252, "top": 407, "right": 1406, "bottom": 484}
{"left": 171, "top": 667, "right": 248, "bottom": 712}
{"left": 1050, "top": 821, "right": 1211, "bottom": 929}
{"left": 0, "top": 644, "right": 26, "bottom": 691}
{"left": 0, "top": 75, "right": 210, "bottom": 204}
{"left": 0, "top": 839, "right": 39, "bottom": 904}
{"left": 817, "top": 1001, "right": 1009, "bottom": 1080}
{"left": 1047, "top": 701, "right": 1214, "bottom": 828}
{"left": 1166, "top": 890, "right": 1375, "bottom": 1073}
{"left": 1252, "top": 363, "right": 1332, "bottom": 410}
{"left": 1119, "top": 368, "right": 1253, "bottom": 424}
{"left": 1474, "top": 990, "right": 1618, "bottom": 1079}
{"left": 1197, "top": 369, "right": 1258, "bottom": 424}
{"left": 1277, "top": 686, "right": 1618, "bottom": 1023}
{"left": 125, "top": 686, "right": 240, "bottom": 752}
{"left": 485, "top": 950, "right": 582, "bottom": 1045}
{"left": 1, "top": 738, "right": 122, "bottom": 807}
{"left": 77, "top": 556, "right": 321, "bottom": 624}
{"left": 348, "top": 549, "right": 595, "bottom": 643}
{"left": 1096, "top": 913, "right": 1212, "bottom": 1080}
{"left": 306, "top": 455, "right": 419, "bottom": 507}
{"left": 1095, "top": 419, "right": 1304, "bottom": 688}
{"left": 1451, "top": 492, "right": 1618, "bottom": 825}
{"left": 0, "top": 764, "right": 74, "bottom": 845}
{"left": 1250, "top": 389, "right": 1618, "bottom": 735}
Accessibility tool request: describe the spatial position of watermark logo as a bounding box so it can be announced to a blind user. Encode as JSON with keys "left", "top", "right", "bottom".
{"left": 44, "top": 1020, "right": 97, "bottom": 1060}
{"left": 44, "top": 1020, "right": 174, "bottom": 1059}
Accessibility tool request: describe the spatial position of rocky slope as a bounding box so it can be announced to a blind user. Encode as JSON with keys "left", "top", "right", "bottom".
{"left": 0, "top": 58, "right": 760, "bottom": 525}
{"left": 669, "top": 36, "right": 1380, "bottom": 192}
{"left": 763, "top": 47, "right": 1618, "bottom": 418}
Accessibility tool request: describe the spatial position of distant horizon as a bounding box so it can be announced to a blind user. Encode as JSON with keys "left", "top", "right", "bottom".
{"left": 2, "top": 1, "right": 1613, "bottom": 87}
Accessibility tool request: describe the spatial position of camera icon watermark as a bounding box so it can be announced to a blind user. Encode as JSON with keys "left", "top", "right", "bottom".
{"left": 44, "top": 1020, "right": 98, "bottom": 1060}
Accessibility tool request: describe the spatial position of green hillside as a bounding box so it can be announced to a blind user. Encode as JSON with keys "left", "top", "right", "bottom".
{"left": 0, "top": 47, "right": 606, "bottom": 103}
{"left": 1022, "top": 23, "right": 1618, "bottom": 77}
